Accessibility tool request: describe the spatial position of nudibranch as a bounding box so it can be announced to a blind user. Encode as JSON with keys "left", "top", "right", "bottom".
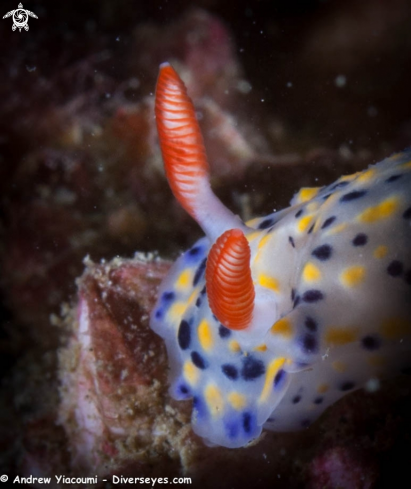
{"left": 150, "top": 62, "right": 411, "bottom": 448}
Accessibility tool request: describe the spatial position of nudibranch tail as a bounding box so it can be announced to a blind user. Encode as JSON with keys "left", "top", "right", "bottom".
{"left": 206, "top": 228, "right": 255, "bottom": 330}
{"left": 155, "top": 62, "right": 248, "bottom": 241}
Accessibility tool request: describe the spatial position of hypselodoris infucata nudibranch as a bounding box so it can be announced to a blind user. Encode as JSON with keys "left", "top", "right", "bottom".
{"left": 150, "top": 62, "right": 411, "bottom": 448}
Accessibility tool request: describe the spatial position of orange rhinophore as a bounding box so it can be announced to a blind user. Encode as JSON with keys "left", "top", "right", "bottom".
{"left": 206, "top": 228, "right": 255, "bottom": 330}
{"left": 155, "top": 63, "right": 209, "bottom": 222}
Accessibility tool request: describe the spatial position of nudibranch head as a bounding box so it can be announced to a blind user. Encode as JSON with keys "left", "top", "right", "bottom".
{"left": 151, "top": 63, "right": 411, "bottom": 448}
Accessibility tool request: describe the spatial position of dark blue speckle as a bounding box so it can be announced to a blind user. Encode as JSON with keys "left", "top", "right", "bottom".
{"left": 219, "top": 325, "right": 231, "bottom": 338}
{"left": 292, "top": 395, "right": 301, "bottom": 404}
{"left": 222, "top": 364, "right": 238, "bottom": 380}
{"left": 385, "top": 174, "right": 402, "bottom": 183}
{"left": 305, "top": 316, "right": 317, "bottom": 332}
{"left": 295, "top": 209, "right": 303, "bottom": 218}
{"left": 340, "top": 381, "right": 355, "bottom": 391}
{"left": 191, "top": 351, "right": 208, "bottom": 370}
{"left": 274, "top": 369, "right": 287, "bottom": 389}
{"left": 361, "top": 334, "right": 381, "bottom": 351}
{"left": 161, "top": 291, "right": 175, "bottom": 302}
{"left": 258, "top": 218, "right": 274, "bottom": 229}
{"left": 241, "top": 356, "right": 265, "bottom": 381}
{"left": 313, "top": 397, "right": 323, "bottom": 405}
{"left": 178, "top": 320, "right": 191, "bottom": 350}
{"left": 312, "top": 244, "right": 332, "bottom": 261}
{"left": 243, "top": 412, "right": 253, "bottom": 434}
{"left": 193, "top": 396, "right": 206, "bottom": 418}
{"left": 300, "top": 333, "right": 318, "bottom": 354}
{"left": 178, "top": 384, "right": 190, "bottom": 398}
{"left": 321, "top": 216, "right": 336, "bottom": 229}
{"left": 352, "top": 233, "right": 368, "bottom": 246}
{"left": 155, "top": 309, "right": 162, "bottom": 319}
{"left": 340, "top": 190, "right": 367, "bottom": 202}
{"left": 188, "top": 246, "right": 201, "bottom": 256}
{"left": 302, "top": 290, "right": 324, "bottom": 302}
{"left": 193, "top": 258, "right": 207, "bottom": 286}
{"left": 403, "top": 207, "right": 411, "bottom": 220}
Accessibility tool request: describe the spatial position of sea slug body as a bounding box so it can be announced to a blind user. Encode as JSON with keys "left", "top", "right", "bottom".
{"left": 150, "top": 63, "right": 411, "bottom": 448}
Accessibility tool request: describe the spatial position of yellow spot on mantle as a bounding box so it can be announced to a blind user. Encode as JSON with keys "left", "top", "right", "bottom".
{"left": 198, "top": 319, "right": 213, "bottom": 352}
{"left": 298, "top": 215, "right": 314, "bottom": 233}
{"left": 380, "top": 317, "right": 411, "bottom": 339}
{"left": 254, "top": 344, "right": 267, "bottom": 352}
{"left": 340, "top": 266, "right": 365, "bottom": 288}
{"left": 176, "top": 269, "right": 191, "bottom": 290}
{"left": 259, "top": 357, "right": 286, "bottom": 403}
{"left": 325, "top": 327, "right": 358, "bottom": 346}
{"left": 373, "top": 245, "right": 388, "bottom": 259}
{"left": 332, "top": 360, "right": 347, "bottom": 373}
{"left": 228, "top": 392, "right": 246, "bottom": 410}
{"left": 303, "top": 262, "right": 321, "bottom": 282}
{"left": 168, "top": 302, "right": 187, "bottom": 323}
{"left": 258, "top": 233, "right": 272, "bottom": 250}
{"left": 205, "top": 384, "right": 224, "bottom": 417}
{"left": 229, "top": 340, "right": 241, "bottom": 353}
{"left": 357, "top": 168, "right": 376, "bottom": 183}
{"left": 326, "top": 222, "right": 347, "bottom": 235}
{"left": 358, "top": 197, "right": 399, "bottom": 223}
{"left": 317, "top": 383, "right": 329, "bottom": 394}
{"left": 258, "top": 274, "right": 280, "bottom": 293}
{"left": 297, "top": 187, "right": 320, "bottom": 203}
{"left": 271, "top": 317, "right": 293, "bottom": 339}
{"left": 184, "top": 361, "right": 199, "bottom": 386}
{"left": 401, "top": 160, "right": 411, "bottom": 169}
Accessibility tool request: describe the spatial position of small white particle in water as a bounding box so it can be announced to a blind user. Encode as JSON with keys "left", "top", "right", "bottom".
{"left": 365, "top": 377, "right": 380, "bottom": 393}
{"left": 239, "top": 48, "right": 245, "bottom": 53}
{"left": 286, "top": 82, "right": 293, "bottom": 88}
{"left": 116, "top": 36, "right": 120, "bottom": 41}
{"left": 335, "top": 75, "right": 347, "bottom": 87}
{"left": 105, "top": 93, "right": 111, "bottom": 99}
{"left": 26, "top": 65, "right": 36, "bottom": 72}
{"left": 260, "top": 30, "right": 263, "bottom": 34}
{"left": 261, "top": 98, "right": 265, "bottom": 102}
